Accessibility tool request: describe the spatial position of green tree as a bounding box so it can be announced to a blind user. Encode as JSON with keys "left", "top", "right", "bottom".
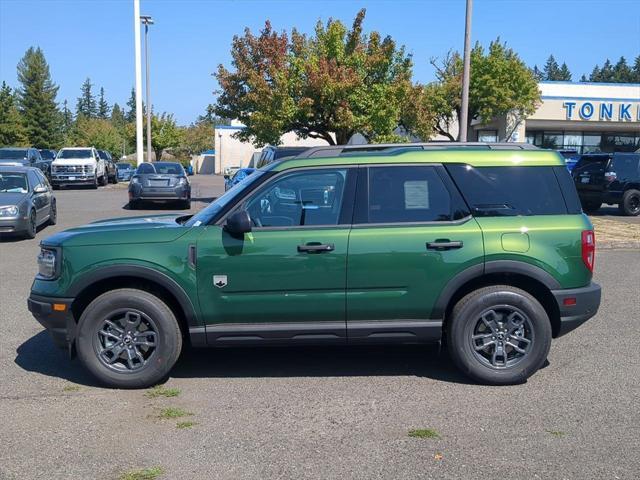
{"left": 215, "top": 9, "right": 431, "bottom": 146}
{"left": 543, "top": 55, "right": 560, "bottom": 80}
{"left": 532, "top": 65, "right": 544, "bottom": 81}
{"left": 60, "top": 99, "right": 74, "bottom": 143}
{"left": 612, "top": 57, "right": 633, "bottom": 82}
{"left": 149, "top": 113, "right": 183, "bottom": 160}
{"left": 0, "top": 82, "right": 29, "bottom": 146}
{"left": 76, "top": 78, "right": 97, "bottom": 118}
{"left": 110, "top": 102, "right": 125, "bottom": 128}
{"left": 427, "top": 39, "right": 540, "bottom": 141}
{"left": 97, "top": 87, "right": 110, "bottom": 119}
{"left": 557, "top": 62, "right": 572, "bottom": 81}
{"left": 15, "top": 46, "right": 61, "bottom": 148}
{"left": 125, "top": 87, "right": 137, "bottom": 122}
{"left": 74, "top": 117, "right": 123, "bottom": 153}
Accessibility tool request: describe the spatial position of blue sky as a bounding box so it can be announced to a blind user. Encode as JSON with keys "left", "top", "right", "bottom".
{"left": 1, "top": 0, "right": 639, "bottom": 125}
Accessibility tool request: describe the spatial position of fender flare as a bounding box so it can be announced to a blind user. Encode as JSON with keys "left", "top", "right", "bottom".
{"left": 430, "top": 260, "right": 561, "bottom": 319}
{"left": 67, "top": 264, "right": 200, "bottom": 328}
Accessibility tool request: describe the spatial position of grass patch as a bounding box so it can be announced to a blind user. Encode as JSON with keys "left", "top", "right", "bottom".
{"left": 408, "top": 428, "right": 440, "bottom": 439}
{"left": 545, "top": 429, "right": 566, "bottom": 437}
{"left": 119, "top": 466, "right": 164, "bottom": 480}
{"left": 176, "top": 421, "right": 197, "bottom": 429}
{"left": 144, "top": 385, "right": 180, "bottom": 399}
{"left": 158, "top": 407, "right": 192, "bottom": 419}
{"left": 62, "top": 385, "right": 80, "bottom": 392}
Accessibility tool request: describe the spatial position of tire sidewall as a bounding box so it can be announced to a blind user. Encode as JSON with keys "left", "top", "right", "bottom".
{"left": 76, "top": 289, "right": 181, "bottom": 388}
{"left": 621, "top": 190, "right": 640, "bottom": 216}
{"left": 449, "top": 288, "right": 551, "bottom": 385}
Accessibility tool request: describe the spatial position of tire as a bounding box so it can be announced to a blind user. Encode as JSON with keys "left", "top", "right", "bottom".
{"left": 619, "top": 189, "right": 640, "bottom": 216}
{"left": 99, "top": 174, "right": 107, "bottom": 186}
{"left": 48, "top": 200, "right": 57, "bottom": 225}
{"left": 24, "top": 210, "right": 37, "bottom": 239}
{"left": 581, "top": 200, "right": 601, "bottom": 214}
{"left": 447, "top": 285, "right": 552, "bottom": 385}
{"left": 91, "top": 174, "right": 98, "bottom": 189}
{"left": 76, "top": 288, "right": 182, "bottom": 389}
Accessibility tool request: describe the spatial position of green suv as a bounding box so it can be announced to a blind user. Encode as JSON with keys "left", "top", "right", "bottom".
{"left": 28, "top": 145, "right": 601, "bottom": 388}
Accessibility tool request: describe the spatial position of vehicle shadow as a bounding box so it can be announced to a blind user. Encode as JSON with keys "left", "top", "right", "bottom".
{"left": 15, "top": 331, "right": 100, "bottom": 387}
{"left": 121, "top": 201, "right": 189, "bottom": 211}
{"left": 15, "top": 331, "right": 475, "bottom": 386}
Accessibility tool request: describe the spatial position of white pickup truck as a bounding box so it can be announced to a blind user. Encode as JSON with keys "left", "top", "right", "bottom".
{"left": 50, "top": 147, "right": 106, "bottom": 189}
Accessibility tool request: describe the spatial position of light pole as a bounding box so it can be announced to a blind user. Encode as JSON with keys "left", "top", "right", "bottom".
{"left": 140, "top": 15, "right": 154, "bottom": 162}
{"left": 459, "top": 0, "right": 473, "bottom": 142}
{"left": 133, "top": 0, "right": 143, "bottom": 166}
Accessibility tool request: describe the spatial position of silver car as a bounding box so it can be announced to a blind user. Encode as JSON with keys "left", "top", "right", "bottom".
{"left": 0, "top": 166, "right": 57, "bottom": 239}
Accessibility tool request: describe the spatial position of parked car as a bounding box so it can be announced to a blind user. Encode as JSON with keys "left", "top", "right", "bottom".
{"left": 116, "top": 162, "right": 135, "bottom": 182}
{"left": 28, "top": 143, "right": 601, "bottom": 388}
{"left": 255, "top": 146, "right": 312, "bottom": 169}
{"left": 51, "top": 147, "right": 106, "bottom": 189}
{"left": 38, "top": 149, "right": 57, "bottom": 178}
{"left": 97, "top": 150, "right": 118, "bottom": 184}
{"left": 0, "top": 165, "right": 57, "bottom": 238}
{"left": 0, "top": 147, "right": 50, "bottom": 178}
{"left": 572, "top": 152, "right": 640, "bottom": 215}
{"left": 128, "top": 161, "right": 191, "bottom": 209}
{"left": 224, "top": 167, "right": 255, "bottom": 191}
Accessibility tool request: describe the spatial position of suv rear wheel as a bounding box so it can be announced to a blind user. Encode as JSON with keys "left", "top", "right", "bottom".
{"left": 619, "top": 189, "right": 640, "bottom": 216}
{"left": 447, "top": 285, "right": 551, "bottom": 385}
{"left": 76, "top": 288, "right": 182, "bottom": 388}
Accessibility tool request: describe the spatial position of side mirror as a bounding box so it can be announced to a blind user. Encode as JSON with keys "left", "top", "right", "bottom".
{"left": 34, "top": 185, "right": 48, "bottom": 194}
{"left": 224, "top": 210, "right": 252, "bottom": 237}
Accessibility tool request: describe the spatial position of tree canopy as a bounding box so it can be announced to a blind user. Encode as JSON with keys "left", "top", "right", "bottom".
{"left": 585, "top": 56, "right": 640, "bottom": 82}
{"left": 76, "top": 77, "right": 97, "bottom": 118}
{"left": 0, "top": 82, "right": 29, "bottom": 146}
{"left": 215, "top": 9, "right": 433, "bottom": 146}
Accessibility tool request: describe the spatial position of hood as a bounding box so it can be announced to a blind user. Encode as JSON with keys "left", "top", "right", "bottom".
{"left": 42, "top": 213, "right": 192, "bottom": 247}
{"left": 52, "top": 157, "right": 96, "bottom": 165}
{"left": 0, "top": 192, "right": 28, "bottom": 206}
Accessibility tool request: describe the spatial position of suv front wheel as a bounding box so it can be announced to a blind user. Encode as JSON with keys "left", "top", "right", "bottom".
{"left": 447, "top": 285, "right": 551, "bottom": 385}
{"left": 76, "top": 288, "right": 182, "bottom": 388}
{"left": 619, "top": 189, "right": 640, "bottom": 216}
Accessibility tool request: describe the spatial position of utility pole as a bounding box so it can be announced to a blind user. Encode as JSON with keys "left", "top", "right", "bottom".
{"left": 459, "top": 0, "right": 473, "bottom": 142}
{"left": 141, "top": 15, "right": 154, "bottom": 162}
{"left": 133, "top": 0, "right": 143, "bottom": 166}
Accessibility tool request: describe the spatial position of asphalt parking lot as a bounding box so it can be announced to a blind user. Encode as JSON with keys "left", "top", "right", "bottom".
{"left": 1, "top": 175, "right": 639, "bottom": 480}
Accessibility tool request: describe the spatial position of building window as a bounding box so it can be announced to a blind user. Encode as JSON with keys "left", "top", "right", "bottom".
{"left": 525, "top": 130, "right": 640, "bottom": 154}
{"left": 478, "top": 130, "right": 498, "bottom": 142}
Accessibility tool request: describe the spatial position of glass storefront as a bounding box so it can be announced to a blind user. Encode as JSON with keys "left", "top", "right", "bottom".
{"left": 525, "top": 131, "right": 640, "bottom": 154}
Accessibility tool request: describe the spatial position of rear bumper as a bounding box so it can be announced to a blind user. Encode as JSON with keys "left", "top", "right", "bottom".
{"left": 27, "top": 293, "right": 75, "bottom": 350}
{"left": 129, "top": 184, "right": 191, "bottom": 201}
{"left": 551, "top": 282, "right": 601, "bottom": 337}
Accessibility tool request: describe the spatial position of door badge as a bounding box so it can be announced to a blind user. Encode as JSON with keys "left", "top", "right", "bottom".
{"left": 213, "top": 275, "right": 228, "bottom": 288}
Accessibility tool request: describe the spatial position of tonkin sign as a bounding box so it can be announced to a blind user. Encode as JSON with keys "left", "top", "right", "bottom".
{"left": 563, "top": 101, "right": 640, "bottom": 121}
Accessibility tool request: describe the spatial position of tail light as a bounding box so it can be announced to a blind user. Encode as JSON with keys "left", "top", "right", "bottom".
{"left": 581, "top": 230, "right": 595, "bottom": 272}
{"left": 604, "top": 171, "right": 617, "bottom": 183}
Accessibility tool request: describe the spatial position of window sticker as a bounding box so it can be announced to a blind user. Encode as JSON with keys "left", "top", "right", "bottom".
{"left": 404, "top": 180, "right": 429, "bottom": 209}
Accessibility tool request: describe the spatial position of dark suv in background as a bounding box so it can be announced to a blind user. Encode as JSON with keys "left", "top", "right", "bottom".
{"left": 0, "top": 147, "right": 50, "bottom": 178}
{"left": 97, "top": 150, "right": 118, "bottom": 184}
{"left": 572, "top": 152, "right": 640, "bottom": 215}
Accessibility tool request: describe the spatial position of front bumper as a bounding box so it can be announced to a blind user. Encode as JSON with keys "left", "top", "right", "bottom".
{"left": 27, "top": 293, "right": 75, "bottom": 351}
{"left": 552, "top": 282, "right": 601, "bottom": 337}
{"left": 129, "top": 184, "right": 191, "bottom": 201}
{"left": 0, "top": 215, "right": 29, "bottom": 234}
{"left": 51, "top": 173, "right": 95, "bottom": 185}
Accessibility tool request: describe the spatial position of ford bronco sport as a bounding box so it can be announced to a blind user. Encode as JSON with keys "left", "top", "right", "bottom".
{"left": 28, "top": 144, "right": 601, "bottom": 388}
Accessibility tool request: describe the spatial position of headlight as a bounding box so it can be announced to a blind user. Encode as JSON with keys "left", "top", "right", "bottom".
{"left": 131, "top": 176, "right": 140, "bottom": 184}
{"left": 0, "top": 205, "right": 19, "bottom": 217}
{"left": 37, "top": 246, "right": 58, "bottom": 279}
{"left": 177, "top": 177, "right": 188, "bottom": 186}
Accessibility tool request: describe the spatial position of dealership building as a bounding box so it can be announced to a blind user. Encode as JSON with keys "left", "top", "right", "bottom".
{"left": 470, "top": 81, "right": 640, "bottom": 153}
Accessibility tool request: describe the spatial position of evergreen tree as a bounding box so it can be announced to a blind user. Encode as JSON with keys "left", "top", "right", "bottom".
{"left": 599, "top": 59, "right": 614, "bottom": 81}
{"left": 61, "top": 99, "right": 74, "bottom": 141}
{"left": 633, "top": 55, "right": 640, "bottom": 82}
{"left": 612, "top": 57, "right": 632, "bottom": 82}
{"left": 76, "top": 78, "right": 97, "bottom": 118}
{"left": 558, "top": 62, "right": 572, "bottom": 81}
{"left": 531, "top": 65, "right": 544, "bottom": 81}
{"left": 111, "top": 102, "right": 125, "bottom": 127}
{"left": 580, "top": 74, "right": 588, "bottom": 82}
{"left": 543, "top": 55, "right": 561, "bottom": 80}
{"left": 125, "top": 87, "right": 136, "bottom": 122}
{"left": 589, "top": 65, "right": 601, "bottom": 82}
{"left": 0, "top": 82, "right": 29, "bottom": 146}
{"left": 97, "top": 87, "right": 110, "bottom": 119}
{"left": 15, "top": 47, "right": 61, "bottom": 148}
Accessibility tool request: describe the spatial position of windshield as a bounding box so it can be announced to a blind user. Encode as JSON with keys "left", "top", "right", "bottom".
{"left": 117, "top": 163, "right": 132, "bottom": 170}
{"left": 39, "top": 150, "right": 56, "bottom": 160}
{"left": 185, "top": 170, "right": 267, "bottom": 227}
{"left": 0, "top": 149, "right": 28, "bottom": 160}
{"left": 0, "top": 173, "right": 28, "bottom": 193}
{"left": 155, "top": 163, "right": 185, "bottom": 175}
{"left": 57, "top": 149, "right": 93, "bottom": 159}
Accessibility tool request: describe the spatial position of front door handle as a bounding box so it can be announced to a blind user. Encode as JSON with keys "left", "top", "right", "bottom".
{"left": 297, "top": 243, "right": 335, "bottom": 253}
{"left": 426, "top": 240, "right": 464, "bottom": 250}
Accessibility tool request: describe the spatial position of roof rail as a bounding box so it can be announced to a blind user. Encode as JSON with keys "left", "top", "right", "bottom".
{"left": 294, "top": 142, "right": 539, "bottom": 158}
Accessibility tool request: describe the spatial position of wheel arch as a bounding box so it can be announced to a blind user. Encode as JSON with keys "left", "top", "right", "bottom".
{"left": 434, "top": 261, "right": 562, "bottom": 338}
{"left": 68, "top": 265, "right": 200, "bottom": 344}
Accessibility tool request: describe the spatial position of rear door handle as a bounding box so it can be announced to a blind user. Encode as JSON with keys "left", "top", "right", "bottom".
{"left": 426, "top": 240, "right": 463, "bottom": 250}
{"left": 297, "top": 243, "right": 335, "bottom": 253}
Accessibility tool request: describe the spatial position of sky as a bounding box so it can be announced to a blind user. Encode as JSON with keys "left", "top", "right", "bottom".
{"left": 1, "top": 0, "right": 639, "bottom": 125}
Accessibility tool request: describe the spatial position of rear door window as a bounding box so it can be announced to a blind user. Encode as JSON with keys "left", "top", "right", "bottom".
{"left": 611, "top": 154, "right": 640, "bottom": 181}
{"left": 446, "top": 165, "right": 568, "bottom": 216}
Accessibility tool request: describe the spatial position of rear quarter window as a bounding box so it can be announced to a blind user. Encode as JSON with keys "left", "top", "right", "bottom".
{"left": 446, "top": 165, "right": 571, "bottom": 216}
{"left": 611, "top": 154, "right": 640, "bottom": 181}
